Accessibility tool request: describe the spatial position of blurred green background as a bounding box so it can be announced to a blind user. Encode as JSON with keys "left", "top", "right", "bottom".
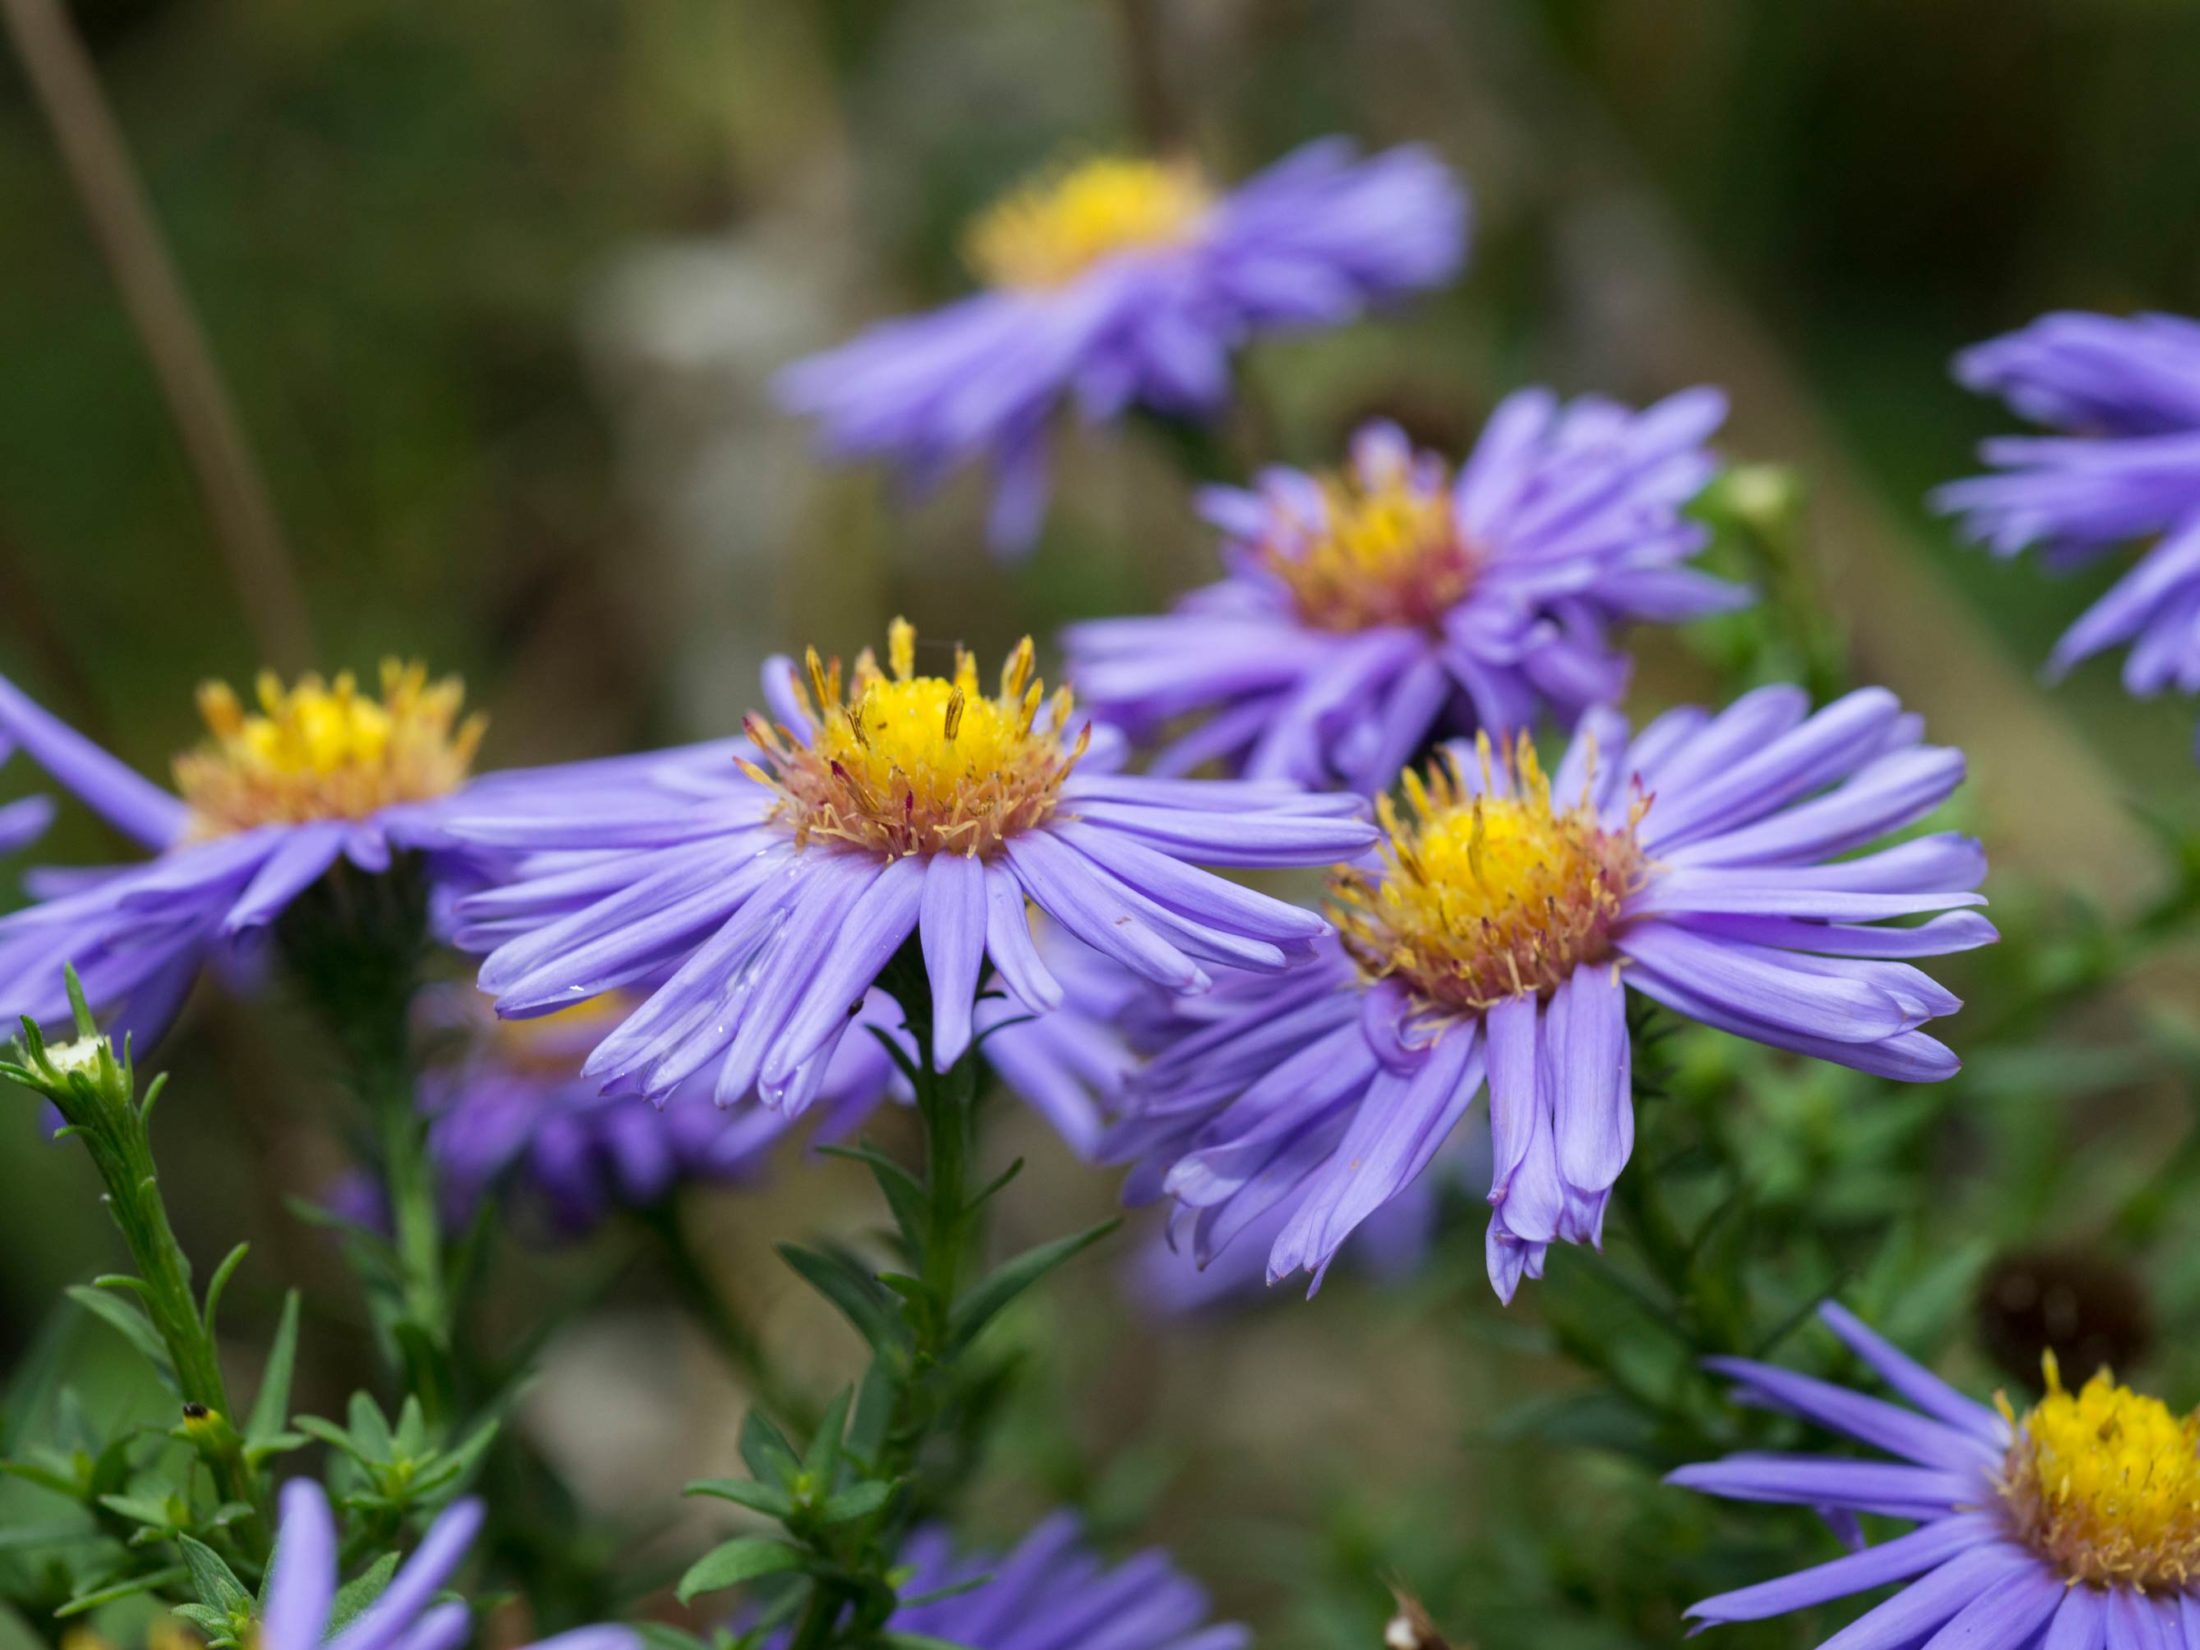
{"left": 7, "top": 1, "right": 2200, "bottom": 1646}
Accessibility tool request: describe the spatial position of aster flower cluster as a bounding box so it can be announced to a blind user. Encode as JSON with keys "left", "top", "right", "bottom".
{"left": 19, "top": 68, "right": 2200, "bottom": 1650}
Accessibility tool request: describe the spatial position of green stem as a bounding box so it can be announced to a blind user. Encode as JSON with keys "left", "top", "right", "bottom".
{"left": 374, "top": 1064, "right": 453, "bottom": 1398}
{"left": 646, "top": 1201, "right": 818, "bottom": 1438}
{"left": 19, "top": 1021, "right": 271, "bottom": 1566}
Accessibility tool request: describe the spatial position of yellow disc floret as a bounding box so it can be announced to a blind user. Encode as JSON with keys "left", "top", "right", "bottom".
{"left": 966, "top": 157, "right": 1212, "bottom": 290}
{"left": 1263, "top": 463, "right": 1476, "bottom": 633}
{"left": 174, "top": 659, "right": 483, "bottom": 839}
{"left": 1332, "top": 733, "right": 1648, "bottom": 1015}
{"left": 743, "top": 619, "right": 1085, "bottom": 860}
{"left": 1998, "top": 1351, "right": 2200, "bottom": 1590}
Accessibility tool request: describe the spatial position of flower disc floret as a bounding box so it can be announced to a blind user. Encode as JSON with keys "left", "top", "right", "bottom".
{"left": 1998, "top": 1352, "right": 2200, "bottom": 1590}
{"left": 1262, "top": 457, "right": 1475, "bottom": 632}
{"left": 175, "top": 659, "right": 483, "bottom": 838}
{"left": 965, "top": 157, "right": 1212, "bottom": 290}
{"left": 1334, "top": 732, "right": 1647, "bottom": 1014}
{"left": 742, "top": 619, "right": 1085, "bottom": 860}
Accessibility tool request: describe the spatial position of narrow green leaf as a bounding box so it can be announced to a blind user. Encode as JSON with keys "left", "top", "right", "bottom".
{"left": 247, "top": 1291, "right": 302, "bottom": 1447}
{"left": 675, "top": 1538, "right": 805, "bottom": 1604}
{"left": 947, "top": 1219, "right": 1120, "bottom": 1353}
{"left": 178, "top": 1535, "right": 252, "bottom": 1612}
{"left": 325, "top": 1552, "right": 400, "bottom": 1634}
{"left": 684, "top": 1477, "right": 795, "bottom": 1519}
{"left": 737, "top": 1410, "right": 802, "bottom": 1488}
{"left": 778, "top": 1244, "right": 907, "bottom": 1352}
{"left": 817, "top": 1479, "right": 893, "bottom": 1525}
{"left": 201, "top": 1244, "right": 250, "bottom": 1336}
{"left": 64, "top": 1286, "right": 173, "bottom": 1378}
{"left": 55, "top": 1566, "right": 188, "bottom": 1617}
{"left": 801, "top": 1389, "right": 852, "bottom": 1486}
{"left": 884, "top": 1634, "right": 978, "bottom": 1650}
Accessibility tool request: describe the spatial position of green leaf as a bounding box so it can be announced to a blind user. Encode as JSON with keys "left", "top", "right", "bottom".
{"left": 884, "top": 1635, "right": 978, "bottom": 1650}
{"left": 817, "top": 1480, "right": 893, "bottom": 1525}
{"left": 201, "top": 1244, "right": 250, "bottom": 1336}
{"left": 817, "top": 1145, "right": 927, "bottom": 1241}
{"left": 947, "top": 1219, "right": 1119, "bottom": 1353}
{"left": 675, "top": 1538, "right": 805, "bottom": 1604}
{"left": 56, "top": 1565, "right": 189, "bottom": 1616}
{"left": 686, "top": 1478, "right": 796, "bottom": 1519}
{"left": 801, "top": 1389, "right": 852, "bottom": 1487}
{"left": 778, "top": 1244, "right": 908, "bottom": 1352}
{"left": 246, "top": 1292, "right": 302, "bottom": 1448}
{"left": 325, "top": 1552, "right": 401, "bottom": 1634}
{"left": 64, "top": 1286, "right": 173, "bottom": 1378}
{"left": 738, "top": 1411, "right": 802, "bottom": 1488}
{"left": 179, "top": 1535, "right": 253, "bottom": 1612}
{"left": 845, "top": 1360, "right": 896, "bottom": 1464}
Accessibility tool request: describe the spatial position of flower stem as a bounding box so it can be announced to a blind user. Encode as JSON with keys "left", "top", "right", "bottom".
{"left": 3, "top": 994, "right": 272, "bottom": 1567}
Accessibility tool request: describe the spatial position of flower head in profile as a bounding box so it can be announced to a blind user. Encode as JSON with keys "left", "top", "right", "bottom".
{"left": 1067, "top": 393, "right": 1745, "bottom": 790}
{"left": 1672, "top": 1301, "right": 2200, "bottom": 1645}
{"left": 444, "top": 621, "right": 1373, "bottom": 1110}
{"left": 762, "top": 1512, "right": 1245, "bottom": 1650}
{"left": 261, "top": 1478, "right": 631, "bottom": 1650}
{"left": 0, "top": 664, "right": 490, "bottom": 1041}
{"left": 779, "top": 139, "right": 1467, "bottom": 556}
{"left": 1936, "top": 310, "right": 2200, "bottom": 696}
{"left": 1105, "top": 685, "right": 1991, "bottom": 1300}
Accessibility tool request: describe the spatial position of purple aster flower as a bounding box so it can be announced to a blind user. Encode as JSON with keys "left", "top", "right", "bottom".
{"left": 1128, "top": 1142, "right": 1459, "bottom": 1318}
{"left": 762, "top": 1512, "right": 1245, "bottom": 1650}
{"left": 261, "top": 1478, "right": 632, "bottom": 1650}
{"left": 412, "top": 987, "right": 898, "bottom": 1236}
{"left": 779, "top": 139, "right": 1468, "bottom": 556}
{"left": 443, "top": 621, "right": 1374, "bottom": 1111}
{"left": 1672, "top": 1301, "right": 2200, "bottom": 1645}
{"left": 1936, "top": 310, "right": 2200, "bottom": 692}
{"left": 0, "top": 734, "right": 54, "bottom": 856}
{"left": 1105, "top": 685, "right": 1991, "bottom": 1301}
{"left": 0, "top": 664, "right": 491, "bottom": 1040}
{"left": 1066, "top": 393, "right": 1747, "bottom": 790}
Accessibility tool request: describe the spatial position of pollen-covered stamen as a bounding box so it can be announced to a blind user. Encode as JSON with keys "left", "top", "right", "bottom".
{"left": 743, "top": 619, "right": 1086, "bottom": 860}
{"left": 965, "top": 157, "right": 1212, "bottom": 291}
{"left": 1998, "top": 1352, "right": 2200, "bottom": 1589}
{"left": 1331, "top": 732, "right": 1648, "bottom": 1014}
{"left": 174, "top": 659, "right": 484, "bottom": 839}
{"left": 1259, "top": 452, "right": 1476, "bottom": 632}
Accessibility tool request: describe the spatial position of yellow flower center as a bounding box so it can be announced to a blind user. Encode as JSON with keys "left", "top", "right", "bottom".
{"left": 1998, "top": 1351, "right": 2200, "bottom": 1590}
{"left": 1331, "top": 733, "right": 1647, "bottom": 1014}
{"left": 742, "top": 619, "right": 1085, "bottom": 860}
{"left": 965, "top": 157, "right": 1212, "bottom": 290}
{"left": 174, "top": 659, "right": 484, "bottom": 839}
{"left": 1262, "top": 466, "right": 1476, "bottom": 632}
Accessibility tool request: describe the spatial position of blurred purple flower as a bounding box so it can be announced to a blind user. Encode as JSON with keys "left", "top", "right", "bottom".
{"left": 0, "top": 665, "right": 494, "bottom": 1044}
{"left": 1066, "top": 394, "right": 1745, "bottom": 790}
{"left": 761, "top": 1512, "right": 1244, "bottom": 1650}
{"left": 1936, "top": 310, "right": 2200, "bottom": 694}
{"left": 779, "top": 140, "right": 1468, "bottom": 556}
{"left": 413, "top": 987, "right": 897, "bottom": 1237}
{"left": 441, "top": 623, "right": 1371, "bottom": 1113}
{"left": 261, "top": 1478, "right": 632, "bottom": 1650}
{"left": 1106, "top": 687, "right": 1990, "bottom": 1302}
